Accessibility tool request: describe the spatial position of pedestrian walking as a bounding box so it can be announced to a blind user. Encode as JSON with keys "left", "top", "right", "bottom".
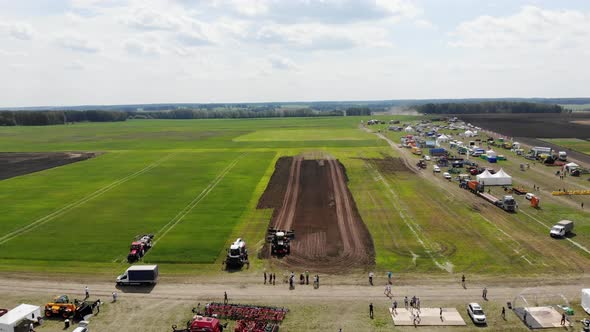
{"left": 264, "top": 271, "right": 267, "bottom": 284}
{"left": 501, "top": 307, "right": 505, "bottom": 320}
{"left": 369, "top": 303, "right": 374, "bottom": 319}
{"left": 305, "top": 271, "right": 309, "bottom": 285}
{"left": 561, "top": 312, "right": 566, "bottom": 325}
{"left": 368, "top": 271, "right": 374, "bottom": 286}
{"left": 440, "top": 307, "right": 443, "bottom": 318}
{"left": 95, "top": 299, "right": 101, "bottom": 313}
{"left": 461, "top": 274, "right": 466, "bottom": 288}
{"left": 387, "top": 271, "right": 392, "bottom": 284}
{"left": 112, "top": 291, "right": 118, "bottom": 303}
{"left": 300, "top": 273, "right": 305, "bottom": 285}
{"left": 482, "top": 287, "right": 487, "bottom": 300}
{"left": 393, "top": 300, "right": 397, "bottom": 314}
{"left": 404, "top": 296, "right": 408, "bottom": 309}
{"left": 84, "top": 286, "right": 89, "bottom": 299}
{"left": 224, "top": 291, "right": 228, "bottom": 305}
{"left": 272, "top": 273, "right": 276, "bottom": 285}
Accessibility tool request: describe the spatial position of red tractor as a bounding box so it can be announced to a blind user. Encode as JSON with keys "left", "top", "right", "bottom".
{"left": 127, "top": 234, "right": 154, "bottom": 263}
{"left": 172, "top": 315, "right": 227, "bottom": 332}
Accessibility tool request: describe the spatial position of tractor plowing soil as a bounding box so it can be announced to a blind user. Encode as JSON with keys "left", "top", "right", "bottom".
{"left": 257, "top": 156, "right": 374, "bottom": 271}
{"left": 266, "top": 229, "right": 294, "bottom": 256}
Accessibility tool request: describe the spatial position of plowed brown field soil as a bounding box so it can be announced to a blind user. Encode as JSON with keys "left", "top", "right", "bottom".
{"left": 258, "top": 157, "right": 374, "bottom": 271}
{"left": 0, "top": 152, "right": 98, "bottom": 180}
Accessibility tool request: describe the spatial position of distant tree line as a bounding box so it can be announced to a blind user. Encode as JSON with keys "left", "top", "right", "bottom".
{"left": 0, "top": 105, "right": 372, "bottom": 126}
{"left": 133, "top": 107, "right": 370, "bottom": 119}
{"left": 415, "top": 102, "right": 563, "bottom": 114}
{"left": 0, "top": 110, "right": 128, "bottom": 126}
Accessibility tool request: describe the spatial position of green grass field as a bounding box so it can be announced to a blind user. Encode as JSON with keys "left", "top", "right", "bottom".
{"left": 542, "top": 138, "right": 590, "bottom": 154}
{"left": 1, "top": 115, "right": 589, "bottom": 276}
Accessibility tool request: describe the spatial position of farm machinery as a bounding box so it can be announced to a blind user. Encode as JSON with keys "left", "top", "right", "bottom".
{"left": 127, "top": 234, "right": 154, "bottom": 263}
{"left": 460, "top": 180, "right": 518, "bottom": 213}
{"left": 224, "top": 238, "right": 249, "bottom": 269}
{"left": 266, "top": 228, "right": 294, "bottom": 256}
{"left": 172, "top": 303, "right": 287, "bottom": 332}
{"left": 44, "top": 295, "right": 94, "bottom": 319}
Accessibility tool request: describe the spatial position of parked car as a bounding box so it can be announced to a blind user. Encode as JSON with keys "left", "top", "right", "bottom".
{"left": 443, "top": 172, "right": 451, "bottom": 180}
{"left": 424, "top": 155, "right": 431, "bottom": 161}
{"left": 525, "top": 193, "right": 535, "bottom": 200}
{"left": 433, "top": 165, "right": 441, "bottom": 173}
{"left": 467, "top": 303, "right": 487, "bottom": 325}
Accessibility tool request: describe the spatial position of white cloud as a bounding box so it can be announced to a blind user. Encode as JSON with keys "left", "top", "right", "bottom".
{"left": 123, "top": 7, "right": 182, "bottom": 30}
{"left": 268, "top": 54, "right": 297, "bottom": 70}
{"left": 450, "top": 6, "right": 590, "bottom": 51}
{"left": 1, "top": 22, "right": 34, "bottom": 40}
{"left": 124, "top": 39, "right": 164, "bottom": 57}
{"left": 55, "top": 35, "right": 101, "bottom": 53}
{"left": 211, "top": 0, "right": 419, "bottom": 24}
{"left": 247, "top": 23, "right": 392, "bottom": 50}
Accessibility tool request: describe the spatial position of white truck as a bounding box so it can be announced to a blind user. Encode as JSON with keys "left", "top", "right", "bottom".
{"left": 558, "top": 151, "right": 567, "bottom": 161}
{"left": 550, "top": 220, "right": 574, "bottom": 238}
{"left": 116, "top": 265, "right": 159, "bottom": 286}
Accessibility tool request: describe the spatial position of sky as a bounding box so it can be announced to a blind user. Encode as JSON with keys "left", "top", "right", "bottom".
{"left": 1, "top": 0, "right": 589, "bottom": 107}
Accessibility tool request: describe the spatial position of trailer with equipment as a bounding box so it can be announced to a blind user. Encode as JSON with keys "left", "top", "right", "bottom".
{"left": 460, "top": 180, "right": 518, "bottom": 212}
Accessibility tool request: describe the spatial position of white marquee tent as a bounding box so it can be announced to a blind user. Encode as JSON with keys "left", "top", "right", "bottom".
{"left": 477, "top": 168, "right": 512, "bottom": 186}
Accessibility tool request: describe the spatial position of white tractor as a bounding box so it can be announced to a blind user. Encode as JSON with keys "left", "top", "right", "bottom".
{"left": 224, "top": 238, "right": 249, "bottom": 269}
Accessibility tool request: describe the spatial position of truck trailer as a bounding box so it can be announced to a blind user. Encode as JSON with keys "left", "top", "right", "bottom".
{"left": 116, "top": 265, "right": 159, "bottom": 286}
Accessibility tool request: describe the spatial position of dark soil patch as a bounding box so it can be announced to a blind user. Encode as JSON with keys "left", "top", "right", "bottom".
{"left": 257, "top": 156, "right": 375, "bottom": 271}
{"left": 359, "top": 156, "right": 412, "bottom": 174}
{"left": 458, "top": 113, "right": 590, "bottom": 139}
{"left": 0, "top": 152, "right": 99, "bottom": 180}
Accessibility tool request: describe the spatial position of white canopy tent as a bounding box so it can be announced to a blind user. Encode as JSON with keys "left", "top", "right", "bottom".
{"left": 565, "top": 162, "right": 579, "bottom": 170}
{"left": 0, "top": 304, "right": 40, "bottom": 332}
{"left": 477, "top": 169, "right": 512, "bottom": 186}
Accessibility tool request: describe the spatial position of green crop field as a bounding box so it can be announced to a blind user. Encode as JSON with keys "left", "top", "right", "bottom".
{"left": 542, "top": 138, "right": 590, "bottom": 154}
{"left": 1, "top": 115, "right": 589, "bottom": 277}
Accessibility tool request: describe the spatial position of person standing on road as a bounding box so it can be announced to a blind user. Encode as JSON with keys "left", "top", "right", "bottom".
{"left": 387, "top": 271, "right": 392, "bottom": 284}
{"left": 84, "top": 286, "right": 89, "bottom": 299}
{"left": 305, "top": 271, "right": 309, "bottom": 285}
{"left": 112, "top": 291, "right": 118, "bottom": 303}
{"left": 501, "top": 307, "right": 505, "bottom": 319}
{"left": 404, "top": 296, "right": 408, "bottom": 309}
{"left": 482, "top": 287, "right": 488, "bottom": 300}
{"left": 224, "top": 291, "right": 228, "bottom": 305}
{"left": 392, "top": 300, "right": 398, "bottom": 314}
{"left": 369, "top": 303, "right": 374, "bottom": 319}
{"left": 440, "top": 307, "right": 443, "bottom": 319}
{"left": 461, "top": 275, "right": 466, "bottom": 288}
{"left": 264, "top": 271, "right": 267, "bottom": 284}
{"left": 561, "top": 312, "right": 566, "bottom": 325}
{"left": 273, "top": 273, "right": 276, "bottom": 285}
{"left": 369, "top": 272, "right": 374, "bottom": 286}
{"left": 95, "top": 299, "right": 101, "bottom": 313}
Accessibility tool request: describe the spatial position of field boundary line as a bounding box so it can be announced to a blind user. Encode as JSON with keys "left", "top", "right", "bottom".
{"left": 0, "top": 154, "right": 175, "bottom": 245}
{"left": 149, "top": 153, "right": 248, "bottom": 250}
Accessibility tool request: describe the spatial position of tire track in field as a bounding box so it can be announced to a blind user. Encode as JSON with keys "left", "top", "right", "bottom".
{"left": 147, "top": 153, "right": 247, "bottom": 251}
{"left": 363, "top": 159, "right": 454, "bottom": 272}
{"left": 0, "top": 154, "right": 175, "bottom": 246}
